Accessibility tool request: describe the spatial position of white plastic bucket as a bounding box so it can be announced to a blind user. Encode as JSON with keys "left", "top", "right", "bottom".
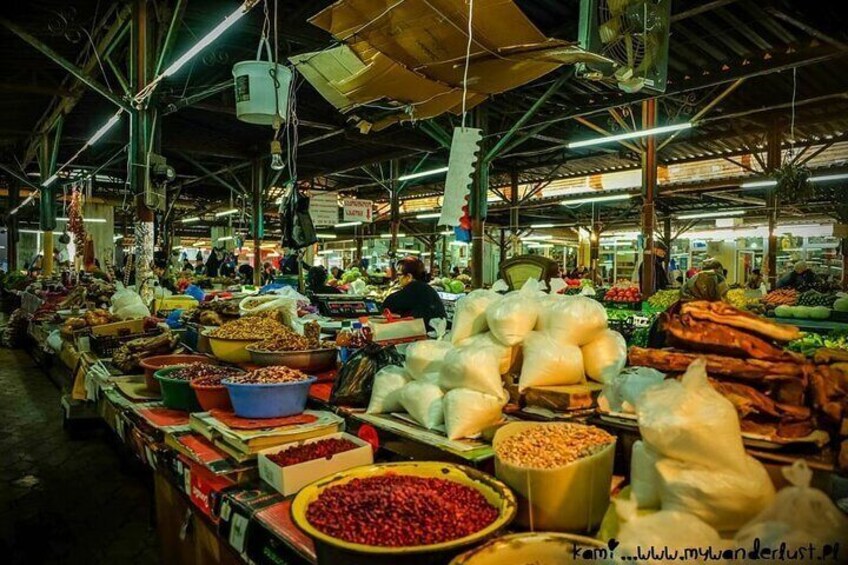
{"left": 232, "top": 43, "right": 292, "bottom": 125}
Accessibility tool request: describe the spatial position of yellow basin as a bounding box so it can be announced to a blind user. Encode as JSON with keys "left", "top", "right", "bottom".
{"left": 291, "top": 461, "right": 517, "bottom": 562}
{"left": 450, "top": 532, "right": 607, "bottom": 564}
{"left": 204, "top": 331, "right": 259, "bottom": 364}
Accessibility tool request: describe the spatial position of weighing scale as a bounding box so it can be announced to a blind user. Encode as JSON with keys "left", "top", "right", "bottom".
{"left": 313, "top": 295, "right": 382, "bottom": 319}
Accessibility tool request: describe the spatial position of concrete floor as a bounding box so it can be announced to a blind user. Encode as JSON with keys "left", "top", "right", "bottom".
{"left": 0, "top": 346, "right": 160, "bottom": 564}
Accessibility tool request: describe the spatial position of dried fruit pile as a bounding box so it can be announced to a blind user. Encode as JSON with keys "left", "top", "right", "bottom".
{"left": 225, "top": 366, "right": 310, "bottom": 384}
{"left": 496, "top": 424, "right": 614, "bottom": 469}
{"left": 168, "top": 363, "right": 241, "bottom": 382}
{"left": 268, "top": 438, "right": 359, "bottom": 467}
{"left": 306, "top": 474, "right": 499, "bottom": 546}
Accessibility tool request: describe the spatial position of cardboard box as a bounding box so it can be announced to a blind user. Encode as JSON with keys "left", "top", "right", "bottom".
{"left": 258, "top": 432, "right": 373, "bottom": 497}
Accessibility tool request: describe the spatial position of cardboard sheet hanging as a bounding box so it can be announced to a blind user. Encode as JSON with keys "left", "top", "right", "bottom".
{"left": 309, "top": 192, "right": 339, "bottom": 227}
{"left": 440, "top": 127, "right": 482, "bottom": 227}
{"left": 343, "top": 199, "right": 373, "bottom": 223}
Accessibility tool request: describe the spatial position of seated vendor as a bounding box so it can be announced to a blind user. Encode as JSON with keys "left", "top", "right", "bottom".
{"left": 679, "top": 259, "right": 728, "bottom": 303}
{"left": 307, "top": 266, "right": 341, "bottom": 296}
{"left": 776, "top": 261, "right": 816, "bottom": 291}
{"left": 382, "top": 256, "right": 446, "bottom": 330}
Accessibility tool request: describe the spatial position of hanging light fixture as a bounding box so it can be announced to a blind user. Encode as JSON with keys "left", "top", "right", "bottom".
{"left": 269, "top": 140, "right": 286, "bottom": 171}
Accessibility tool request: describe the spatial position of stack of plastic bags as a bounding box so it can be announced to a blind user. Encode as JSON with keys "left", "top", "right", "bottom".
{"left": 632, "top": 358, "right": 776, "bottom": 533}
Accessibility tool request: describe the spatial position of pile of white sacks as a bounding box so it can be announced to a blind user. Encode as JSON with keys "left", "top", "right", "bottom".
{"left": 367, "top": 280, "right": 627, "bottom": 439}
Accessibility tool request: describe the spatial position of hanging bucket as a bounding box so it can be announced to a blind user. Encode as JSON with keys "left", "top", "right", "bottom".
{"left": 232, "top": 39, "right": 293, "bottom": 125}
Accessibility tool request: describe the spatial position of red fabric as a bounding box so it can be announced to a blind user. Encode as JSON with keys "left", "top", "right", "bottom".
{"left": 309, "top": 381, "right": 333, "bottom": 403}
{"left": 136, "top": 407, "right": 190, "bottom": 428}
{"left": 178, "top": 434, "right": 227, "bottom": 466}
{"left": 255, "top": 499, "right": 316, "bottom": 561}
{"left": 208, "top": 409, "right": 318, "bottom": 430}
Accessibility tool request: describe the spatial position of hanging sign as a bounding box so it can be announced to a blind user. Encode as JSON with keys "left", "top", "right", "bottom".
{"left": 344, "top": 199, "right": 373, "bottom": 223}
{"left": 309, "top": 192, "right": 339, "bottom": 227}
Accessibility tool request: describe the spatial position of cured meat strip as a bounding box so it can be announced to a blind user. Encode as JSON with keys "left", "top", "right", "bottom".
{"left": 709, "top": 379, "right": 811, "bottom": 421}
{"left": 628, "top": 347, "right": 810, "bottom": 381}
{"left": 680, "top": 301, "right": 802, "bottom": 342}
{"left": 664, "top": 314, "right": 803, "bottom": 362}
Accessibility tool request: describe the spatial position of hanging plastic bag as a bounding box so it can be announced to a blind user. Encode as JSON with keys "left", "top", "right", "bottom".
{"left": 486, "top": 284, "right": 541, "bottom": 346}
{"left": 733, "top": 460, "right": 848, "bottom": 561}
{"left": 330, "top": 343, "right": 404, "bottom": 407}
{"left": 636, "top": 358, "right": 748, "bottom": 473}
{"left": 582, "top": 329, "right": 627, "bottom": 383}
{"left": 399, "top": 381, "right": 444, "bottom": 429}
{"left": 450, "top": 289, "right": 501, "bottom": 344}
{"left": 630, "top": 440, "right": 661, "bottom": 509}
{"left": 439, "top": 343, "right": 504, "bottom": 397}
{"left": 518, "top": 331, "right": 584, "bottom": 391}
{"left": 404, "top": 339, "right": 453, "bottom": 379}
{"left": 459, "top": 331, "right": 521, "bottom": 375}
{"left": 366, "top": 365, "right": 410, "bottom": 414}
{"left": 281, "top": 187, "right": 318, "bottom": 249}
{"left": 600, "top": 366, "right": 666, "bottom": 414}
{"left": 656, "top": 455, "right": 775, "bottom": 532}
{"left": 537, "top": 295, "right": 607, "bottom": 346}
{"left": 610, "top": 499, "right": 726, "bottom": 565}
{"left": 443, "top": 388, "right": 507, "bottom": 440}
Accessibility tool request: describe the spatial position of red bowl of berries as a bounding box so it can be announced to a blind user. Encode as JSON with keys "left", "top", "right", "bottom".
{"left": 190, "top": 370, "right": 243, "bottom": 412}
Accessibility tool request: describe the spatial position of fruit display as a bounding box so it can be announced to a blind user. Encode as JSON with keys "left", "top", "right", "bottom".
{"left": 305, "top": 475, "right": 499, "bottom": 546}
{"left": 604, "top": 283, "right": 642, "bottom": 304}
{"left": 797, "top": 290, "right": 838, "bottom": 308}
{"left": 647, "top": 288, "right": 678, "bottom": 311}
{"left": 430, "top": 276, "right": 468, "bottom": 294}
{"left": 61, "top": 309, "right": 118, "bottom": 337}
{"left": 835, "top": 297, "right": 848, "bottom": 312}
{"left": 725, "top": 288, "right": 762, "bottom": 311}
{"left": 762, "top": 288, "right": 798, "bottom": 306}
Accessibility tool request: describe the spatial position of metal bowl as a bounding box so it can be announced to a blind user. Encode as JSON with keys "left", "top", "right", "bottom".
{"left": 245, "top": 345, "right": 337, "bottom": 373}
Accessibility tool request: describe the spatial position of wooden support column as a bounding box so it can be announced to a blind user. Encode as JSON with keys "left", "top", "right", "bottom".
{"left": 590, "top": 224, "right": 601, "bottom": 282}
{"left": 428, "top": 235, "right": 437, "bottom": 274}
{"left": 252, "top": 158, "right": 263, "bottom": 286}
{"left": 842, "top": 238, "right": 848, "bottom": 290}
{"left": 663, "top": 216, "right": 672, "bottom": 276}
{"left": 640, "top": 98, "right": 658, "bottom": 297}
{"left": 509, "top": 170, "right": 520, "bottom": 257}
{"left": 499, "top": 229, "right": 507, "bottom": 264}
{"left": 766, "top": 126, "right": 782, "bottom": 289}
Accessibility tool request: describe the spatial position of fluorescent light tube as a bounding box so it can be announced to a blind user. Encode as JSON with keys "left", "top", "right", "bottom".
{"left": 215, "top": 208, "right": 239, "bottom": 217}
{"left": 192, "top": 241, "right": 206, "bottom": 247}
{"left": 560, "top": 194, "right": 634, "bottom": 206}
{"left": 57, "top": 217, "right": 107, "bottom": 223}
{"left": 87, "top": 111, "right": 122, "bottom": 146}
{"left": 397, "top": 249, "right": 421, "bottom": 255}
{"left": 740, "top": 179, "right": 777, "bottom": 188}
{"left": 530, "top": 223, "right": 554, "bottom": 229}
{"left": 568, "top": 123, "right": 692, "bottom": 149}
{"left": 318, "top": 250, "right": 335, "bottom": 255}
{"left": 811, "top": 173, "right": 848, "bottom": 182}
{"left": 217, "top": 236, "right": 234, "bottom": 242}
{"left": 523, "top": 235, "right": 553, "bottom": 241}
{"left": 398, "top": 166, "right": 449, "bottom": 182}
{"left": 678, "top": 210, "right": 746, "bottom": 220}
{"left": 450, "top": 241, "right": 468, "bottom": 246}
{"left": 528, "top": 243, "right": 554, "bottom": 249}
{"left": 441, "top": 230, "right": 454, "bottom": 235}
{"left": 334, "top": 221, "right": 362, "bottom": 228}
{"left": 162, "top": 3, "right": 252, "bottom": 77}
{"left": 380, "top": 233, "right": 405, "bottom": 238}
{"left": 416, "top": 212, "right": 442, "bottom": 219}
{"left": 113, "top": 235, "right": 123, "bottom": 242}
{"left": 316, "top": 233, "right": 337, "bottom": 239}
{"left": 181, "top": 217, "right": 201, "bottom": 223}
{"left": 42, "top": 174, "right": 58, "bottom": 187}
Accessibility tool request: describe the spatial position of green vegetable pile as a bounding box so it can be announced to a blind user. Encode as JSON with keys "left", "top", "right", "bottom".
{"left": 797, "top": 290, "right": 837, "bottom": 308}
{"left": 647, "top": 289, "right": 679, "bottom": 311}
{"left": 774, "top": 304, "right": 831, "bottom": 320}
{"left": 787, "top": 329, "right": 848, "bottom": 356}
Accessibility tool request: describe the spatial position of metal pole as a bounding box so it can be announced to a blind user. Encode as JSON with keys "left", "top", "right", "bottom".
{"left": 766, "top": 126, "right": 782, "bottom": 289}
{"left": 640, "top": 99, "right": 658, "bottom": 296}
{"left": 39, "top": 135, "right": 55, "bottom": 277}
{"left": 509, "top": 170, "right": 520, "bottom": 257}
{"left": 252, "top": 158, "right": 263, "bottom": 286}
{"left": 663, "top": 215, "right": 672, "bottom": 279}
{"left": 390, "top": 159, "right": 400, "bottom": 259}
{"left": 472, "top": 107, "right": 488, "bottom": 288}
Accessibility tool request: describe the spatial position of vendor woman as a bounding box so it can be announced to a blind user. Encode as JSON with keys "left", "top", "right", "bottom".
{"left": 382, "top": 256, "right": 446, "bottom": 330}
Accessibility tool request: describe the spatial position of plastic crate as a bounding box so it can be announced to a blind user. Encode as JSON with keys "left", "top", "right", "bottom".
{"left": 90, "top": 328, "right": 162, "bottom": 358}
{"left": 603, "top": 300, "right": 643, "bottom": 311}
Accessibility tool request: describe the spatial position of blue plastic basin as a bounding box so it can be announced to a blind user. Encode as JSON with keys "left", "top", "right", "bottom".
{"left": 222, "top": 376, "right": 317, "bottom": 419}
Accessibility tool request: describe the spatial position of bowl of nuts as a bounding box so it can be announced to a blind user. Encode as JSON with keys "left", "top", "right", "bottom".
{"left": 222, "top": 366, "right": 316, "bottom": 419}
{"left": 291, "top": 461, "right": 517, "bottom": 565}
{"left": 204, "top": 315, "right": 289, "bottom": 363}
{"left": 190, "top": 368, "right": 245, "bottom": 412}
{"left": 246, "top": 332, "right": 337, "bottom": 372}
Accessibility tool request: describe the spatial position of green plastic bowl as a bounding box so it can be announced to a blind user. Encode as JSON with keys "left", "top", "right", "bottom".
{"left": 154, "top": 365, "right": 203, "bottom": 412}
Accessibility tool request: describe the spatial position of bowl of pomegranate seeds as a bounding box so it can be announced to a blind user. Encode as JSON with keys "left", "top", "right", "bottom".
{"left": 222, "top": 366, "right": 316, "bottom": 419}
{"left": 291, "top": 462, "right": 516, "bottom": 564}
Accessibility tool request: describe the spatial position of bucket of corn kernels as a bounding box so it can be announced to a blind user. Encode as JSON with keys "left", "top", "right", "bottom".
{"left": 493, "top": 422, "right": 616, "bottom": 533}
